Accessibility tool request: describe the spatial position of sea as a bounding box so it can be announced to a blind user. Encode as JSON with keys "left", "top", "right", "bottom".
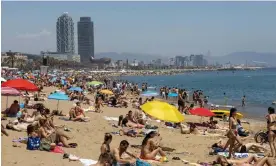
{"left": 120, "top": 68, "right": 276, "bottom": 119}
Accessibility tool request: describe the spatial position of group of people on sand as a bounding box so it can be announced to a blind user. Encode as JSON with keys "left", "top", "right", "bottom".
{"left": 98, "top": 131, "right": 167, "bottom": 166}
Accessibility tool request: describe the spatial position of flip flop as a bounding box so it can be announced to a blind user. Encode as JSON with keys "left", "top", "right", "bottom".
{"left": 172, "top": 157, "right": 180, "bottom": 160}
{"left": 68, "top": 143, "right": 78, "bottom": 148}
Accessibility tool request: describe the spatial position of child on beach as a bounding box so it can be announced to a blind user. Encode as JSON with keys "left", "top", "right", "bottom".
{"left": 27, "top": 125, "right": 40, "bottom": 150}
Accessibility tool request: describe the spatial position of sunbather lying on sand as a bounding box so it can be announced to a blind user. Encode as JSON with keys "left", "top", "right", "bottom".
{"left": 212, "top": 139, "right": 268, "bottom": 153}
{"left": 119, "top": 128, "right": 144, "bottom": 137}
{"left": 6, "top": 120, "right": 29, "bottom": 132}
{"left": 1, "top": 124, "right": 9, "bottom": 136}
{"left": 214, "top": 155, "right": 273, "bottom": 166}
{"left": 180, "top": 123, "right": 208, "bottom": 135}
{"left": 118, "top": 115, "right": 144, "bottom": 129}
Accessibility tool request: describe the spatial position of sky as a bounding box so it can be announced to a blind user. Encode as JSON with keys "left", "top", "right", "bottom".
{"left": 1, "top": 1, "right": 276, "bottom": 57}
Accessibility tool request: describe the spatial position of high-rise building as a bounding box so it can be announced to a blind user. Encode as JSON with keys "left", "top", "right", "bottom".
{"left": 56, "top": 12, "right": 75, "bottom": 54}
{"left": 77, "top": 17, "right": 94, "bottom": 63}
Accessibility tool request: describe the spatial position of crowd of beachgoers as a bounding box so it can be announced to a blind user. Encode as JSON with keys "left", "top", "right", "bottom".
{"left": 1, "top": 69, "right": 276, "bottom": 166}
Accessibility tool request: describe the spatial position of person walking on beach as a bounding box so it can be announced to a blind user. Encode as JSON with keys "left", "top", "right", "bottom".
{"left": 224, "top": 93, "right": 228, "bottom": 105}
{"left": 266, "top": 107, "right": 276, "bottom": 157}
{"left": 242, "top": 95, "right": 246, "bottom": 107}
{"left": 223, "top": 108, "right": 242, "bottom": 159}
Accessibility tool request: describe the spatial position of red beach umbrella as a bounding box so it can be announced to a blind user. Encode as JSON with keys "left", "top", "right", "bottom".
{"left": 1, "top": 79, "right": 39, "bottom": 91}
{"left": 190, "top": 108, "right": 215, "bottom": 117}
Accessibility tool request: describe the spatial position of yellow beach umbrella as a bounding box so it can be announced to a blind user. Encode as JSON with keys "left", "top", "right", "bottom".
{"left": 100, "top": 89, "right": 114, "bottom": 95}
{"left": 141, "top": 101, "right": 184, "bottom": 123}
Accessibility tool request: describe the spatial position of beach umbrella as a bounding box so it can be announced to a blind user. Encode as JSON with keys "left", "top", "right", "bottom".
{"left": 141, "top": 100, "right": 184, "bottom": 123}
{"left": 100, "top": 89, "right": 113, "bottom": 95}
{"left": 168, "top": 93, "right": 178, "bottom": 97}
{"left": 190, "top": 108, "right": 215, "bottom": 117}
{"left": 1, "top": 87, "right": 21, "bottom": 109}
{"left": 48, "top": 93, "right": 69, "bottom": 110}
{"left": 141, "top": 91, "right": 159, "bottom": 97}
{"left": 1, "top": 79, "right": 39, "bottom": 91}
{"left": 69, "top": 87, "right": 83, "bottom": 92}
{"left": 87, "top": 81, "right": 103, "bottom": 86}
{"left": 1, "top": 77, "right": 7, "bottom": 82}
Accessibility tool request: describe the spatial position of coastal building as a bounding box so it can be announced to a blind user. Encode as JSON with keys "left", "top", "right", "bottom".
{"left": 77, "top": 17, "right": 94, "bottom": 63}
{"left": 56, "top": 12, "right": 75, "bottom": 54}
{"left": 42, "top": 51, "right": 80, "bottom": 62}
{"left": 1, "top": 52, "right": 28, "bottom": 68}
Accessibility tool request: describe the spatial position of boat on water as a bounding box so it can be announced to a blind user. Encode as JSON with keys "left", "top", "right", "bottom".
{"left": 211, "top": 109, "right": 244, "bottom": 119}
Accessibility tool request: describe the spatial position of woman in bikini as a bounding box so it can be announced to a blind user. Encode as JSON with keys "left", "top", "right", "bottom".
{"left": 223, "top": 108, "right": 242, "bottom": 159}
{"left": 140, "top": 131, "right": 167, "bottom": 161}
{"left": 69, "top": 102, "right": 86, "bottom": 121}
{"left": 38, "top": 117, "right": 72, "bottom": 148}
{"left": 266, "top": 107, "right": 276, "bottom": 157}
{"left": 101, "top": 133, "right": 112, "bottom": 154}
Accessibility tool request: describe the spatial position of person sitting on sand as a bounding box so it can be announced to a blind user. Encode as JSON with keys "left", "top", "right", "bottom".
{"left": 101, "top": 133, "right": 112, "bottom": 154}
{"left": 214, "top": 155, "right": 273, "bottom": 166}
{"left": 95, "top": 96, "right": 104, "bottom": 113}
{"left": 69, "top": 102, "right": 87, "bottom": 121}
{"left": 112, "top": 140, "right": 137, "bottom": 165}
{"left": 140, "top": 131, "right": 168, "bottom": 161}
{"left": 26, "top": 125, "right": 40, "bottom": 150}
{"left": 38, "top": 117, "right": 73, "bottom": 149}
{"left": 2, "top": 100, "right": 20, "bottom": 117}
{"left": 237, "top": 119, "right": 249, "bottom": 137}
{"left": 91, "top": 153, "right": 114, "bottom": 166}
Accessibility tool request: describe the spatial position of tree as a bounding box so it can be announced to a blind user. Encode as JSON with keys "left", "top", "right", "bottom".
{"left": 3, "top": 50, "right": 16, "bottom": 68}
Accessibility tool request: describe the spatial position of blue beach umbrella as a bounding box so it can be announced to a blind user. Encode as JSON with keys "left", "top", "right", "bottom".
{"left": 168, "top": 93, "right": 178, "bottom": 97}
{"left": 48, "top": 93, "right": 69, "bottom": 110}
{"left": 141, "top": 91, "right": 159, "bottom": 97}
{"left": 69, "top": 87, "right": 83, "bottom": 92}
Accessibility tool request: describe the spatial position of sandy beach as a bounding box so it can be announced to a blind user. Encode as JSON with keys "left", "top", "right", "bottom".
{"left": 2, "top": 86, "right": 275, "bottom": 166}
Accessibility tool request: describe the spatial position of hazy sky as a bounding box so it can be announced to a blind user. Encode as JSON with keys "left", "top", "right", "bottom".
{"left": 2, "top": 1, "right": 276, "bottom": 57}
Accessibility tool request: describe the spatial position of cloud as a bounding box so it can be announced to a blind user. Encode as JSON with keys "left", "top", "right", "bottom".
{"left": 16, "top": 29, "right": 51, "bottom": 39}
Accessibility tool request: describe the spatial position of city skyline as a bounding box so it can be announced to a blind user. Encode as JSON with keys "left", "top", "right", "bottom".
{"left": 2, "top": 1, "right": 276, "bottom": 57}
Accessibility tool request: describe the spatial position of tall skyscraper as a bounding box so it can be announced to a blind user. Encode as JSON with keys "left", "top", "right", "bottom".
{"left": 77, "top": 17, "right": 94, "bottom": 63}
{"left": 56, "top": 12, "right": 75, "bottom": 54}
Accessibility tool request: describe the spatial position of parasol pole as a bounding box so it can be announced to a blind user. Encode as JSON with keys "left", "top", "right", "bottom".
{"left": 57, "top": 100, "right": 59, "bottom": 110}
{"left": 6, "top": 96, "right": 8, "bottom": 109}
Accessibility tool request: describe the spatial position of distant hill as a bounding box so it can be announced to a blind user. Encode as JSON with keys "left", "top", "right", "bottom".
{"left": 206, "top": 52, "right": 276, "bottom": 66}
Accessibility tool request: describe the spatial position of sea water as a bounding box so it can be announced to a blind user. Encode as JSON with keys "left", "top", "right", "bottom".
{"left": 121, "top": 68, "right": 276, "bottom": 119}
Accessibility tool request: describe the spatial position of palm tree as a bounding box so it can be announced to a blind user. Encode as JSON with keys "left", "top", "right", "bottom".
{"left": 3, "top": 50, "right": 16, "bottom": 68}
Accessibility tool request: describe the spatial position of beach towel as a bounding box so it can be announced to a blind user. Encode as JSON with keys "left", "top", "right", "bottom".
{"left": 136, "top": 159, "right": 150, "bottom": 166}
{"left": 103, "top": 116, "right": 119, "bottom": 121}
{"left": 79, "top": 159, "right": 97, "bottom": 166}
{"left": 217, "top": 152, "right": 249, "bottom": 158}
{"left": 51, "top": 146, "right": 64, "bottom": 154}
{"left": 59, "top": 117, "right": 71, "bottom": 121}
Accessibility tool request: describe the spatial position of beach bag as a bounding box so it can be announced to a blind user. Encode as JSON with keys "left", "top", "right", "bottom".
{"left": 27, "top": 137, "right": 40, "bottom": 150}
{"left": 136, "top": 159, "right": 150, "bottom": 166}
{"left": 39, "top": 138, "right": 51, "bottom": 151}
